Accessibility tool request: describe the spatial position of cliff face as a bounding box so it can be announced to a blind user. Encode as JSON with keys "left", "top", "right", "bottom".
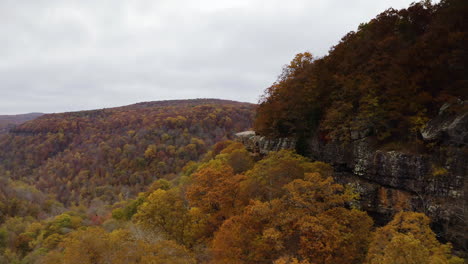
{"left": 234, "top": 131, "right": 296, "bottom": 154}
{"left": 236, "top": 102, "right": 467, "bottom": 253}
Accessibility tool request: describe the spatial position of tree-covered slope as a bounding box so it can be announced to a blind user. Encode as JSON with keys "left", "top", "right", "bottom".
{"left": 252, "top": 0, "right": 468, "bottom": 253}
{"left": 14, "top": 143, "right": 461, "bottom": 264}
{"left": 0, "top": 99, "right": 255, "bottom": 206}
{"left": 255, "top": 0, "right": 467, "bottom": 146}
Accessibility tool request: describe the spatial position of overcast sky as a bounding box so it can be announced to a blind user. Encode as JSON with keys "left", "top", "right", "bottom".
{"left": 0, "top": 0, "right": 419, "bottom": 114}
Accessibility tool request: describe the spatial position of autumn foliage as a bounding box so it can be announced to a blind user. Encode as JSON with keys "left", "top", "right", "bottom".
{"left": 209, "top": 153, "right": 372, "bottom": 264}
{"left": 255, "top": 0, "right": 467, "bottom": 146}
{"left": 0, "top": 0, "right": 466, "bottom": 262}
{"left": 0, "top": 99, "right": 255, "bottom": 206}
{"left": 0, "top": 141, "right": 462, "bottom": 263}
{"left": 366, "top": 212, "right": 463, "bottom": 264}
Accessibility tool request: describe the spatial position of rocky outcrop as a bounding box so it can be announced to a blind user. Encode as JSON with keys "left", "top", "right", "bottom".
{"left": 236, "top": 103, "right": 467, "bottom": 253}
{"left": 421, "top": 100, "right": 468, "bottom": 145}
{"left": 235, "top": 131, "right": 296, "bottom": 155}
{"left": 309, "top": 134, "right": 467, "bottom": 249}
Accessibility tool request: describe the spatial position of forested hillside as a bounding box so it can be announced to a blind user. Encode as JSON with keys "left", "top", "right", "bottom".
{"left": 0, "top": 0, "right": 466, "bottom": 263}
{"left": 255, "top": 0, "right": 467, "bottom": 147}
{"left": 0, "top": 142, "right": 462, "bottom": 263}
{"left": 0, "top": 99, "right": 255, "bottom": 206}
{"left": 253, "top": 0, "right": 467, "bottom": 254}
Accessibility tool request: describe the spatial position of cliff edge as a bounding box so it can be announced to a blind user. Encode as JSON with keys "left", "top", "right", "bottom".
{"left": 236, "top": 102, "right": 467, "bottom": 253}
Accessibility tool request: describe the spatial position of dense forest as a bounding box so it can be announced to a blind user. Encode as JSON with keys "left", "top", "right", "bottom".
{"left": 0, "top": 142, "right": 463, "bottom": 263}
{"left": 0, "top": 0, "right": 466, "bottom": 263}
{"left": 0, "top": 99, "right": 254, "bottom": 206}
{"left": 255, "top": 0, "right": 467, "bottom": 149}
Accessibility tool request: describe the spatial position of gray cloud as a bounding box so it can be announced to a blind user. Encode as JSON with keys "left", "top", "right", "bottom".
{"left": 0, "top": 0, "right": 418, "bottom": 114}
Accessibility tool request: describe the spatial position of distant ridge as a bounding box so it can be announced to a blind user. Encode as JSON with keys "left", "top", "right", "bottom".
{"left": 32, "top": 98, "right": 255, "bottom": 118}
{"left": 0, "top": 98, "right": 255, "bottom": 205}
{"left": 0, "top": 112, "right": 44, "bottom": 134}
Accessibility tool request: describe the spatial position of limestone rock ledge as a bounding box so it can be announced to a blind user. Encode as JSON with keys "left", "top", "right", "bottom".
{"left": 234, "top": 131, "right": 296, "bottom": 154}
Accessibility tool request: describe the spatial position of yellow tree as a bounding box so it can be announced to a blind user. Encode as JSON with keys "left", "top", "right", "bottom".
{"left": 226, "top": 148, "right": 254, "bottom": 174}
{"left": 134, "top": 188, "right": 206, "bottom": 247}
{"left": 211, "top": 161, "right": 371, "bottom": 264}
{"left": 274, "top": 257, "right": 312, "bottom": 264}
{"left": 138, "top": 240, "right": 196, "bottom": 264}
{"left": 243, "top": 150, "right": 312, "bottom": 201}
{"left": 297, "top": 208, "right": 373, "bottom": 264}
{"left": 40, "top": 227, "right": 196, "bottom": 264}
{"left": 186, "top": 163, "right": 246, "bottom": 231}
{"left": 210, "top": 200, "right": 284, "bottom": 264}
{"left": 366, "top": 212, "right": 463, "bottom": 264}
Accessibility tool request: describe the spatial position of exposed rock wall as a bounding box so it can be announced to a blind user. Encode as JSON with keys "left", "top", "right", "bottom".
{"left": 235, "top": 131, "right": 296, "bottom": 155}
{"left": 308, "top": 136, "right": 466, "bottom": 250}
{"left": 236, "top": 102, "right": 467, "bottom": 253}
